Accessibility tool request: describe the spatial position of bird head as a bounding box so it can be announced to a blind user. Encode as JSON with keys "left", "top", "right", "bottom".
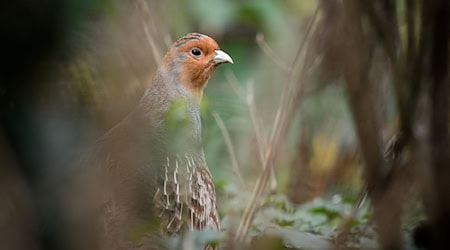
{"left": 161, "top": 33, "right": 233, "bottom": 100}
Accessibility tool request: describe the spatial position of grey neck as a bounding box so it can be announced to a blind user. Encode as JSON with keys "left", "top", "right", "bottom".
{"left": 136, "top": 68, "right": 203, "bottom": 153}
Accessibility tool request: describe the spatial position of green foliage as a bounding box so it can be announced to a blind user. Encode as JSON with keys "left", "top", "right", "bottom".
{"left": 255, "top": 194, "right": 370, "bottom": 237}
{"left": 165, "top": 98, "right": 201, "bottom": 152}
{"left": 163, "top": 230, "right": 224, "bottom": 250}
{"left": 128, "top": 221, "right": 160, "bottom": 242}
{"left": 165, "top": 99, "right": 194, "bottom": 135}
{"left": 218, "top": 180, "right": 374, "bottom": 248}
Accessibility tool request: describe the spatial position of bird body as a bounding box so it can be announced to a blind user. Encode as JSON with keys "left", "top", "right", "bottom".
{"left": 95, "top": 33, "right": 232, "bottom": 247}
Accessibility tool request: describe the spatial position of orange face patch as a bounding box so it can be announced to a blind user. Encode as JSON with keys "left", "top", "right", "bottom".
{"left": 161, "top": 34, "right": 223, "bottom": 100}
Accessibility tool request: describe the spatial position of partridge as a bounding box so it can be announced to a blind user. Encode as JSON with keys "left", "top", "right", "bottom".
{"left": 96, "top": 33, "right": 233, "bottom": 247}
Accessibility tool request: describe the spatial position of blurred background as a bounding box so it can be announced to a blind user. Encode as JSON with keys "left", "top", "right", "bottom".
{"left": 1, "top": 0, "right": 448, "bottom": 249}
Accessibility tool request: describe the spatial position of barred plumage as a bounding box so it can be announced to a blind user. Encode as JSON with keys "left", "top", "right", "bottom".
{"left": 154, "top": 153, "right": 219, "bottom": 234}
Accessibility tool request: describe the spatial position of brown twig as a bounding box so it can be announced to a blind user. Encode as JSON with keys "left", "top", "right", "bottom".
{"left": 245, "top": 80, "right": 278, "bottom": 192}
{"left": 224, "top": 71, "right": 267, "bottom": 163}
{"left": 225, "top": 70, "right": 278, "bottom": 193}
{"left": 256, "top": 33, "right": 290, "bottom": 73}
{"left": 212, "top": 112, "right": 246, "bottom": 189}
{"left": 138, "top": 0, "right": 162, "bottom": 64}
{"left": 233, "top": 6, "right": 320, "bottom": 245}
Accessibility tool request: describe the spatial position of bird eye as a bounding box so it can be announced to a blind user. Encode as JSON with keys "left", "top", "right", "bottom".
{"left": 190, "top": 48, "right": 202, "bottom": 56}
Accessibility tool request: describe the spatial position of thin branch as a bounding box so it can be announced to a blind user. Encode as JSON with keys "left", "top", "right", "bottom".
{"left": 212, "top": 112, "right": 246, "bottom": 189}
{"left": 225, "top": 70, "right": 277, "bottom": 191}
{"left": 233, "top": 6, "right": 320, "bottom": 244}
{"left": 224, "top": 71, "right": 267, "bottom": 167}
{"left": 139, "top": 0, "right": 162, "bottom": 64}
{"left": 256, "top": 33, "right": 290, "bottom": 73}
{"left": 224, "top": 70, "right": 246, "bottom": 101}
{"left": 245, "top": 79, "right": 268, "bottom": 165}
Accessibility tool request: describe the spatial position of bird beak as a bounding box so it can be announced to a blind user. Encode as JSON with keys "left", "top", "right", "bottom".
{"left": 213, "top": 50, "right": 233, "bottom": 64}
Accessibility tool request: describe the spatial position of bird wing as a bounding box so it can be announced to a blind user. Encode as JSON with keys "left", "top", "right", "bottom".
{"left": 153, "top": 153, "right": 220, "bottom": 234}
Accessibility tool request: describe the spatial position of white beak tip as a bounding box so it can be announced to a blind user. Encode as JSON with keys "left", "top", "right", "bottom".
{"left": 214, "top": 50, "right": 234, "bottom": 64}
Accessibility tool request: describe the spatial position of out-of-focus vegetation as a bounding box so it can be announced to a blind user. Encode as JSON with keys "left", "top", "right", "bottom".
{"left": 1, "top": 0, "right": 449, "bottom": 249}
